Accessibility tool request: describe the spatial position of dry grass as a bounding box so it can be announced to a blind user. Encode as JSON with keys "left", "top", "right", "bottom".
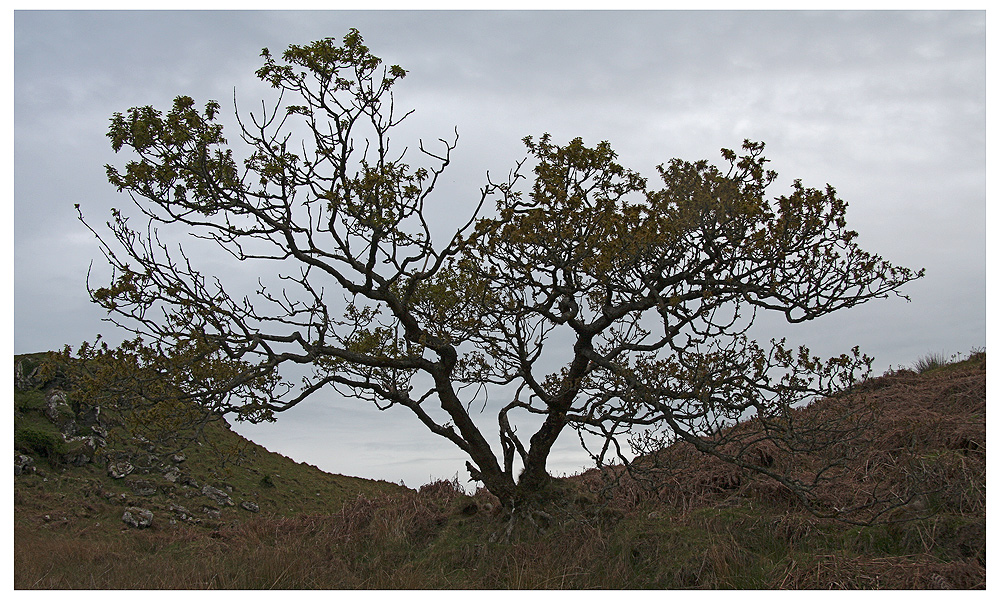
{"left": 574, "top": 352, "right": 986, "bottom": 522}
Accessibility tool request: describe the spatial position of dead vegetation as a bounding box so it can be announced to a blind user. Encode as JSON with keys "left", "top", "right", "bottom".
{"left": 574, "top": 351, "right": 986, "bottom": 522}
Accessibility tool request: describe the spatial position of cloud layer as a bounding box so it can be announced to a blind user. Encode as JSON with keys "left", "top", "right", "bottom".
{"left": 13, "top": 10, "right": 986, "bottom": 487}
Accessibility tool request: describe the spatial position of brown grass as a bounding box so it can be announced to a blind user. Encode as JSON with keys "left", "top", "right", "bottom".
{"left": 573, "top": 353, "right": 986, "bottom": 523}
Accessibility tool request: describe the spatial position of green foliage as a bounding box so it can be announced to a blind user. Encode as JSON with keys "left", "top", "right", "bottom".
{"left": 14, "top": 389, "right": 47, "bottom": 412}
{"left": 15, "top": 426, "right": 65, "bottom": 460}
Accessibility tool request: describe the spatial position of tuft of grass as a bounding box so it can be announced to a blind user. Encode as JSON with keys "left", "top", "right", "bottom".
{"left": 913, "top": 351, "right": 949, "bottom": 373}
{"left": 912, "top": 348, "right": 985, "bottom": 375}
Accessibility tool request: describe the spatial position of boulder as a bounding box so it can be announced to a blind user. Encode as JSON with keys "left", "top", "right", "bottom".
{"left": 63, "top": 436, "right": 99, "bottom": 466}
{"left": 44, "top": 390, "right": 76, "bottom": 436}
{"left": 168, "top": 503, "right": 194, "bottom": 521}
{"left": 74, "top": 404, "right": 103, "bottom": 436}
{"left": 126, "top": 478, "right": 158, "bottom": 497}
{"left": 202, "top": 485, "right": 235, "bottom": 507}
{"left": 122, "top": 507, "right": 154, "bottom": 529}
{"left": 35, "top": 389, "right": 109, "bottom": 465}
{"left": 162, "top": 465, "right": 183, "bottom": 483}
{"left": 240, "top": 501, "right": 260, "bottom": 513}
{"left": 108, "top": 460, "right": 135, "bottom": 479}
{"left": 14, "top": 453, "right": 36, "bottom": 476}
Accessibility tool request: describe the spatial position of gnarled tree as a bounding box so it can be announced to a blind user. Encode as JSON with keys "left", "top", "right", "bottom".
{"left": 78, "top": 30, "right": 922, "bottom": 517}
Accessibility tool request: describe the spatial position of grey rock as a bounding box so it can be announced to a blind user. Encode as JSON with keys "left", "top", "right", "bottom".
{"left": 75, "top": 404, "right": 103, "bottom": 435}
{"left": 126, "top": 478, "right": 158, "bottom": 497}
{"left": 202, "top": 485, "right": 235, "bottom": 507}
{"left": 108, "top": 460, "right": 134, "bottom": 479}
{"left": 63, "top": 450, "right": 91, "bottom": 467}
{"left": 240, "top": 501, "right": 260, "bottom": 513}
{"left": 14, "top": 453, "right": 36, "bottom": 475}
{"left": 63, "top": 436, "right": 99, "bottom": 466}
{"left": 168, "top": 503, "right": 193, "bottom": 520}
{"left": 162, "top": 465, "right": 182, "bottom": 483}
{"left": 44, "top": 390, "right": 76, "bottom": 436}
{"left": 14, "top": 359, "right": 39, "bottom": 391}
{"left": 122, "top": 507, "right": 154, "bottom": 529}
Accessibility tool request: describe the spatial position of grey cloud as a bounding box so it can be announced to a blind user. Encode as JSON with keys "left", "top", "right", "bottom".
{"left": 13, "top": 10, "right": 985, "bottom": 488}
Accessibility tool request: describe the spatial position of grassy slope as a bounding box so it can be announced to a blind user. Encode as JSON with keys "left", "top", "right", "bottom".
{"left": 13, "top": 351, "right": 986, "bottom": 589}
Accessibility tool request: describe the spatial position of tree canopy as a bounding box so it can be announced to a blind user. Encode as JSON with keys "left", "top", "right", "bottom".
{"left": 76, "top": 30, "right": 923, "bottom": 517}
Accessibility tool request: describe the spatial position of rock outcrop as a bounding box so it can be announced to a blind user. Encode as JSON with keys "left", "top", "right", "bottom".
{"left": 37, "top": 386, "right": 109, "bottom": 467}
{"left": 14, "top": 359, "right": 39, "bottom": 391}
{"left": 15, "top": 355, "right": 270, "bottom": 527}
{"left": 44, "top": 390, "right": 76, "bottom": 437}
{"left": 126, "top": 478, "right": 158, "bottom": 497}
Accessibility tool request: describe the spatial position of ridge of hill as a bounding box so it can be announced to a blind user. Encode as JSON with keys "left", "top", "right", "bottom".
{"left": 13, "top": 350, "right": 986, "bottom": 589}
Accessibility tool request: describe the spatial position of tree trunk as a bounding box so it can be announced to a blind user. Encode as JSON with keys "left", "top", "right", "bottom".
{"left": 512, "top": 409, "right": 567, "bottom": 506}
{"left": 512, "top": 344, "right": 591, "bottom": 506}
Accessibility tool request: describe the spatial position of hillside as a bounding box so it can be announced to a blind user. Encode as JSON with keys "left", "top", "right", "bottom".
{"left": 14, "top": 350, "right": 986, "bottom": 589}
{"left": 13, "top": 351, "right": 405, "bottom": 523}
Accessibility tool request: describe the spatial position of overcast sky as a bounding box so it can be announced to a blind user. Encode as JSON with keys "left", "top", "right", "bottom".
{"left": 12, "top": 10, "right": 986, "bottom": 488}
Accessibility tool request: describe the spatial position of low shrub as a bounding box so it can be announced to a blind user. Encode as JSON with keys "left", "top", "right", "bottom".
{"left": 15, "top": 426, "right": 65, "bottom": 460}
